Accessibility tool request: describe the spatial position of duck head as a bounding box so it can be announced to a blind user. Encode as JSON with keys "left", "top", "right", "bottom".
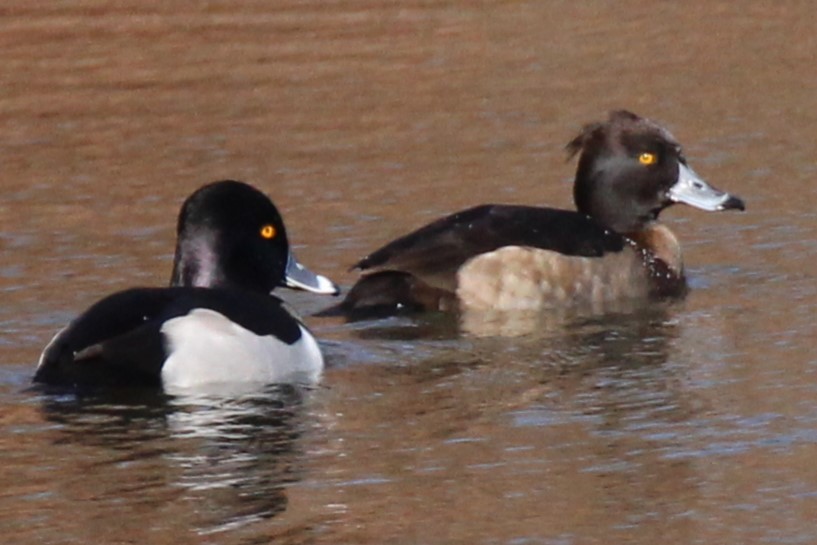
{"left": 567, "top": 110, "right": 745, "bottom": 234}
{"left": 170, "top": 180, "right": 339, "bottom": 295}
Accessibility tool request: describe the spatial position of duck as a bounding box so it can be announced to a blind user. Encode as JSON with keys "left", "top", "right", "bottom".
{"left": 338, "top": 110, "right": 745, "bottom": 316}
{"left": 33, "top": 180, "right": 339, "bottom": 390}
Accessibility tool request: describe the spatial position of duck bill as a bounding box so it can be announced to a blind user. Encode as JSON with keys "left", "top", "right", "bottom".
{"left": 668, "top": 163, "right": 745, "bottom": 212}
{"left": 283, "top": 252, "right": 340, "bottom": 295}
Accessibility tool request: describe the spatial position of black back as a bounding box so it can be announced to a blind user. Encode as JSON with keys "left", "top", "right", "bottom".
{"left": 354, "top": 204, "right": 626, "bottom": 288}
{"left": 34, "top": 287, "right": 303, "bottom": 387}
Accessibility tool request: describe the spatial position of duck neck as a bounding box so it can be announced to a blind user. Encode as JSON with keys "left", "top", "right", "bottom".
{"left": 170, "top": 233, "right": 225, "bottom": 288}
{"left": 623, "top": 223, "right": 687, "bottom": 297}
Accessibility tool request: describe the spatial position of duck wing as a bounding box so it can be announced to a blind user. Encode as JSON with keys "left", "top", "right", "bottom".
{"left": 34, "top": 288, "right": 177, "bottom": 387}
{"left": 353, "top": 204, "right": 625, "bottom": 291}
{"left": 34, "top": 288, "right": 302, "bottom": 388}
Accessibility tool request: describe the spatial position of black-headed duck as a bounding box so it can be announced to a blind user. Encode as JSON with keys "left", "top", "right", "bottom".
{"left": 34, "top": 180, "right": 339, "bottom": 390}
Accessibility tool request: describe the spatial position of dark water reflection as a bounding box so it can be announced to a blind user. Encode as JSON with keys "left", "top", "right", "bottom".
{"left": 294, "top": 314, "right": 695, "bottom": 543}
{"left": 27, "top": 385, "right": 312, "bottom": 539}
{"left": 3, "top": 1, "right": 817, "bottom": 544}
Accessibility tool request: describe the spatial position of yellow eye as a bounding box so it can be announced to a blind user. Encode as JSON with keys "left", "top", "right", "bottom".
{"left": 639, "top": 152, "right": 657, "bottom": 166}
{"left": 260, "top": 225, "right": 276, "bottom": 239}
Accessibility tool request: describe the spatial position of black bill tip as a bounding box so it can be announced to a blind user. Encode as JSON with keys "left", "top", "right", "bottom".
{"left": 721, "top": 195, "right": 746, "bottom": 212}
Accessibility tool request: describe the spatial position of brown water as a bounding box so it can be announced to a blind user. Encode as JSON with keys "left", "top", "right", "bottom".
{"left": 2, "top": 1, "right": 816, "bottom": 544}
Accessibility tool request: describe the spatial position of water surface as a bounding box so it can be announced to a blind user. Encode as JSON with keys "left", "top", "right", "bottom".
{"left": 2, "top": 2, "right": 817, "bottom": 544}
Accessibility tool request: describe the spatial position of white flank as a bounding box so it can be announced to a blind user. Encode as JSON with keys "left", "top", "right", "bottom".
{"left": 160, "top": 308, "right": 323, "bottom": 390}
